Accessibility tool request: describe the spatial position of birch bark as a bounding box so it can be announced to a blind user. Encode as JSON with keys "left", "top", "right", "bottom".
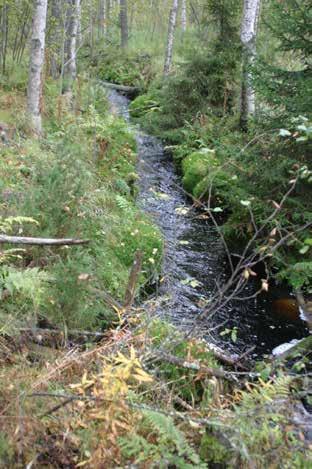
{"left": 64, "top": 0, "right": 80, "bottom": 94}
{"left": 240, "top": 0, "right": 261, "bottom": 129}
{"left": 181, "top": 0, "right": 187, "bottom": 33}
{"left": 27, "top": 0, "right": 48, "bottom": 135}
{"left": 164, "top": 0, "right": 179, "bottom": 77}
{"left": 120, "top": 0, "right": 128, "bottom": 48}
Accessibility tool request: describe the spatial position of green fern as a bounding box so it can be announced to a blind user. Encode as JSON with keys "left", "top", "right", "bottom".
{"left": 119, "top": 410, "right": 205, "bottom": 468}
{"left": 0, "top": 267, "right": 52, "bottom": 307}
{"left": 115, "top": 195, "right": 132, "bottom": 212}
{"left": 0, "top": 216, "right": 39, "bottom": 234}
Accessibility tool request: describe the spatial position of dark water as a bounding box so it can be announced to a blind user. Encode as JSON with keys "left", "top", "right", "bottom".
{"left": 108, "top": 90, "right": 309, "bottom": 358}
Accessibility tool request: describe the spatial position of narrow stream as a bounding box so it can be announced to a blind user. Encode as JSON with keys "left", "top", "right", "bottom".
{"left": 108, "top": 90, "right": 309, "bottom": 358}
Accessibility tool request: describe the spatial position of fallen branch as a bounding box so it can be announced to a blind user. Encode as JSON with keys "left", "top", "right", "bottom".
{"left": 100, "top": 80, "right": 140, "bottom": 94}
{"left": 28, "top": 392, "right": 230, "bottom": 428}
{"left": 20, "top": 327, "right": 106, "bottom": 339}
{"left": 148, "top": 351, "right": 259, "bottom": 381}
{"left": 124, "top": 250, "right": 143, "bottom": 309}
{"left": 90, "top": 287, "right": 123, "bottom": 311}
{"left": 205, "top": 342, "right": 249, "bottom": 370}
{"left": 0, "top": 235, "right": 89, "bottom": 246}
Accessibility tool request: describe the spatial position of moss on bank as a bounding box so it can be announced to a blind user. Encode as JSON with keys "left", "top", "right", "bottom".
{"left": 0, "top": 81, "right": 163, "bottom": 333}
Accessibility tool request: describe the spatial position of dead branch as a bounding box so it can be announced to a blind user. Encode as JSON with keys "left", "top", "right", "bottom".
{"left": 28, "top": 392, "right": 230, "bottom": 428}
{"left": 0, "top": 235, "right": 90, "bottom": 246}
{"left": 20, "top": 327, "right": 106, "bottom": 339}
{"left": 147, "top": 351, "right": 258, "bottom": 380}
{"left": 89, "top": 287, "right": 123, "bottom": 311}
{"left": 124, "top": 250, "right": 143, "bottom": 308}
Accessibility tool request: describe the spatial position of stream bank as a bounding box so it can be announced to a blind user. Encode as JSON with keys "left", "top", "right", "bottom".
{"left": 108, "top": 90, "right": 309, "bottom": 358}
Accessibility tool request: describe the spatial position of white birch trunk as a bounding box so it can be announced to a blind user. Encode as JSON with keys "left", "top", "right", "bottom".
{"left": 64, "top": 0, "right": 80, "bottom": 94}
{"left": 76, "top": 0, "right": 82, "bottom": 46}
{"left": 181, "top": 0, "right": 187, "bottom": 33}
{"left": 240, "top": 0, "right": 261, "bottom": 129}
{"left": 27, "top": 0, "right": 48, "bottom": 135}
{"left": 164, "top": 0, "right": 179, "bottom": 77}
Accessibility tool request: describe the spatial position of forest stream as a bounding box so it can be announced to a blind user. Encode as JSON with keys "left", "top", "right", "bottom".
{"left": 108, "top": 89, "right": 309, "bottom": 359}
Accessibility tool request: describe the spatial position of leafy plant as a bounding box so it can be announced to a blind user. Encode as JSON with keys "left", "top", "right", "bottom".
{"left": 119, "top": 411, "right": 205, "bottom": 468}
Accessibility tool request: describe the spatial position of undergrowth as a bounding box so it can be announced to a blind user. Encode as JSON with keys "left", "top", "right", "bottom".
{"left": 0, "top": 79, "right": 162, "bottom": 333}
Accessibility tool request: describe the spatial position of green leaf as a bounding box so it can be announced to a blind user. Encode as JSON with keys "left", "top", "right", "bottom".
{"left": 299, "top": 245, "right": 310, "bottom": 255}
{"left": 231, "top": 328, "right": 238, "bottom": 343}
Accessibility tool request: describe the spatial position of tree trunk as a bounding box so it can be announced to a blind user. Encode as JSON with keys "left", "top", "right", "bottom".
{"left": 76, "top": 0, "right": 82, "bottom": 46}
{"left": 181, "top": 0, "right": 187, "bottom": 33}
{"left": 50, "top": 0, "right": 62, "bottom": 79}
{"left": 163, "top": 0, "right": 179, "bottom": 77}
{"left": 99, "top": 0, "right": 106, "bottom": 37}
{"left": 240, "top": 0, "right": 261, "bottom": 130}
{"left": 63, "top": 0, "right": 80, "bottom": 95}
{"left": 27, "top": 0, "right": 48, "bottom": 135}
{"left": 120, "top": 0, "right": 128, "bottom": 48}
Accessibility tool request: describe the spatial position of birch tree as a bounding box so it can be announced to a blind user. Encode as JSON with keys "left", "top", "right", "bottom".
{"left": 181, "top": 0, "right": 187, "bottom": 33}
{"left": 120, "top": 0, "right": 128, "bottom": 48}
{"left": 240, "top": 0, "right": 261, "bottom": 130}
{"left": 99, "top": 0, "right": 106, "bottom": 37}
{"left": 63, "top": 0, "right": 81, "bottom": 95}
{"left": 164, "top": 0, "right": 179, "bottom": 77}
{"left": 27, "top": 0, "right": 48, "bottom": 135}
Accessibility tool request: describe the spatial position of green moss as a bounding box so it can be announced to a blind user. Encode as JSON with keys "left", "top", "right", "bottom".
{"left": 182, "top": 150, "right": 217, "bottom": 194}
{"left": 0, "top": 85, "right": 163, "bottom": 332}
{"left": 129, "top": 93, "right": 160, "bottom": 119}
{"left": 199, "top": 432, "right": 230, "bottom": 465}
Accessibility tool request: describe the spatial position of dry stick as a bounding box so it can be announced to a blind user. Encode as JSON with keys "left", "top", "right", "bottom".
{"left": 124, "top": 250, "right": 143, "bottom": 308}
{"left": 90, "top": 286, "right": 123, "bottom": 311}
{"left": 20, "top": 327, "right": 106, "bottom": 339}
{"left": 0, "top": 235, "right": 89, "bottom": 246}
{"left": 40, "top": 397, "right": 75, "bottom": 418}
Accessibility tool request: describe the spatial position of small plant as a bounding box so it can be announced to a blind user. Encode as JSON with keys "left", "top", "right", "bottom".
{"left": 119, "top": 411, "right": 206, "bottom": 468}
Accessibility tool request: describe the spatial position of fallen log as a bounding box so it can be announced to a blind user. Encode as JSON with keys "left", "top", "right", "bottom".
{"left": 205, "top": 342, "right": 249, "bottom": 371}
{"left": 0, "top": 235, "right": 90, "bottom": 246}
{"left": 100, "top": 80, "right": 140, "bottom": 94}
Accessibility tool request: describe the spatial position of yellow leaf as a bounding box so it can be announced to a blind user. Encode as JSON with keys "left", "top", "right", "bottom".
{"left": 243, "top": 269, "right": 250, "bottom": 280}
{"left": 261, "top": 280, "right": 269, "bottom": 292}
{"left": 133, "top": 373, "right": 153, "bottom": 383}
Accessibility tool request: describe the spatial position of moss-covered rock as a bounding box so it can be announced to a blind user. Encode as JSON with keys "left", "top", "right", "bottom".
{"left": 129, "top": 93, "right": 160, "bottom": 119}
{"left": 199, "top": 432, "right": 230, "bottom": 465}
{"left": 182, "top": 149, "right": 217, "bottom": 195}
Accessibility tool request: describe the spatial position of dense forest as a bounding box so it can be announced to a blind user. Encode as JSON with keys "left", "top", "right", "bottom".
{"left": 0, "top": 0, "right": 311, "bottom": 467}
